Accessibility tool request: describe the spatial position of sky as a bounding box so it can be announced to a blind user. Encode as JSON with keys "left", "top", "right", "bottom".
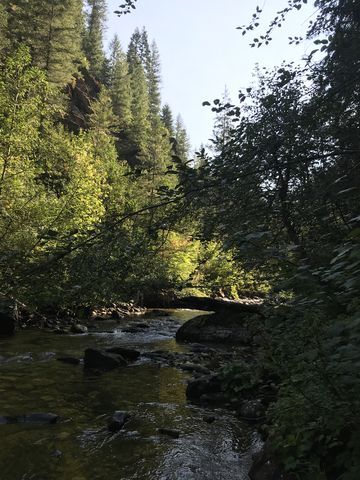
{"left": 105, "top": 0, "right": 316, "bottom": 149}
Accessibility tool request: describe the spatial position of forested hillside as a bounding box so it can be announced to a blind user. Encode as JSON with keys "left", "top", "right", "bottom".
{"left": 0, "top": 0, "right": 359, "bottom": 478}
{"left": 0, "top": 0, "right": 255, "bottom": 310}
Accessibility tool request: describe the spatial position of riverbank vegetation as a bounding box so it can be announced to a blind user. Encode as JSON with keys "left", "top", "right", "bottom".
{"left": 0, "top": 0, "right": 359, "bottom": 478}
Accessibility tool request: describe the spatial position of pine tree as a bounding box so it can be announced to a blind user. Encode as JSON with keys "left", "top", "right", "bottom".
{"left": 148, "top": 40, "right": 161, "bottom": 118}
{"left": 161, "top": 104, "right": 174, "bottom": 136}
{"left": 109, "top": 35, "right": 132, "bottom": 129}
{"left": 5, "top": 0, "right": 84, "bottom": 86}
{"left": 175, "top": 115, "right": 191, "bottom": 161}
{"left": 127, "top": 27, "right": 142, "bottom": 72}
{"left": 129, "top": 57, "right": 151, "bottom": 163}
{"left": 84, "top": 0, "right": 107, "bottom": 80}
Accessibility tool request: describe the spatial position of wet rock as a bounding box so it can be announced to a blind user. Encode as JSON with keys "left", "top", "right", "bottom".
{"left": 0, "top": 296, "right": 18, "bottom": 336}
{"left": 50, "top": 449, "right": 62, "bottom": 458}
{"left": 0, "top": 413, "right": 59, "bottom": 425}
{"left": 239, "top": 399, "right": 265, "bottom": 420}
{"left": 200, "top": 392, "right": 228, "bottom": 405}
{"left": 53, "top": 328, "right": 71, "bottom": 335}
{"left": 203, "top": 415, "right": 216, "bottom": 424}
{"left": 84, "top": 348, "right": 127, "bottom": 370}
{"left": 105, "top": 347, "right": 140, "bottom": 362}
{"left": 176, "top": 312, "right": 254, "bottom": 344}
{"left": 57, "top": 356, "right": 80, "bottom": 365}
{"left": 157, "top": 428, "right": 180, "bottom": 439}
{"left": 107, "top": 411, "right": 130, "bottom": 432}
{"left": 186, "top": 375, "right": 223, "bottom": 403}
{"left": 70, "top": 324, "right": 88, "bottom": 334}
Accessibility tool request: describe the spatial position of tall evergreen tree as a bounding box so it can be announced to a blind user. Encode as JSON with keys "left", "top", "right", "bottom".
{"left": 148, "top": 40, "right": 161, "bottom": 118}
{"left": 161, "top": 104, "right": 174, "bottom": 136}
{"left": 84, "top": 0, "right": 107, "bottom": 80}
{"left": 4, "top": 0, "right": 84, "bottom": 86}
{"left": 109, "top": 35, "right": 132, "bottom": 129}
{"left": 127, "top": 27, "right": 142, "bottom": 72}
{"left": 175, "top": 115, "right": 191, "bottom": 161}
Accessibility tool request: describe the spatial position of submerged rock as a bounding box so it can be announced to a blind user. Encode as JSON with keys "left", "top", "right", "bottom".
{"left": 176, "top": 312, "right": 254, "bottom": 344}
{"left": 0, "top": 413, "right": 59, "bottom": 425}
{"left": 57, "top": 356, "right": 80, "bottom": 365}
{"left": 157, "top": 428, "right": 180, "bottom": 439}
{"left": 108, "top": 411, "right": 130, "bottom": 432}
{"left": 84, "top": 348, "right": 127, "bottom": 370}
{"left": 186, "top": 375, "right": 223, "bottom": 403}
{"left": 105, "top": 347, "right": 140, "bottom": 362}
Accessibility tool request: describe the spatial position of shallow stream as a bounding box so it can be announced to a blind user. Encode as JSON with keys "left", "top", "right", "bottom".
{"left": 0, "top": 310, "right": 258, "bottom": 480}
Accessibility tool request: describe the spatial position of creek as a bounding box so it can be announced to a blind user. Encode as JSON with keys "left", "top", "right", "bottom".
{"left": 0, "top": 309, "right": 259, "bottom": 480}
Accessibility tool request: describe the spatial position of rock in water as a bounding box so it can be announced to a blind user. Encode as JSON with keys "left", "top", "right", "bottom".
{"left": 107, "top": 411, "right": 130, "bottom": 432}
{"left": 0, "top": 413, "right": 59, "bottom": 425}
{"left": 70, "top": 324, "right": 88, "bottom": 334}
{"left": 84, "top": 348, "right": 127, "bottom": 370}
{"left": 157, "top": 428, "right": 180, "bottom": 439}
{"left": 105, "top": 347, "right": 140, "bottom": 361}
{"left": 57, "top": 356, "right": 81, "bottom": 365}
{"left": 176, "top": 312, "right": 254, "bottom": 344}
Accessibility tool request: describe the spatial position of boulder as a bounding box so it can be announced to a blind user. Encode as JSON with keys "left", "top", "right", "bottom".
{"left": 179, "top": 363, "right": 211, "bottom": 375}
{"left": 70, "top": 324, "right": 88, "bottom": 334}
{"left": 186, "top": 374, "right": 223, "bottom": 403}
{"left": 176, "top": 312, "right": 253, "bottom": 344}
{"left": 107, "top": 411, "right": 130, "bottom": 432}
{"left": 84, "top": 348, "right": 127, "bottom": 370}
{"left": 239, "top": 399, "right": 266, "bottom": 420}
{"left": 0, "top": 413, "right": 59, "bottom": 425}
{"left": 105, "top": 347, "right": 140, "bottom": 362}
{"left": 0, "top": 296, "right": 18, "bottom": 336}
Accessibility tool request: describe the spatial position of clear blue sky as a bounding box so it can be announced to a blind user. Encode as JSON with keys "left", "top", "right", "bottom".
{"left": 106, "top": 0, "right": 316, "bottom": 149}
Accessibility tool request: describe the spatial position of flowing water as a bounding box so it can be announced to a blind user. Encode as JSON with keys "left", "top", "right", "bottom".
{"left": 0, "top": 310, "right": 259, "bottom": 480}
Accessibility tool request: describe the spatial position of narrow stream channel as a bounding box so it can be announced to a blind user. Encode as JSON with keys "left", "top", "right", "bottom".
{"left": 0, "top": 310, "right": 259, "bottom": 480}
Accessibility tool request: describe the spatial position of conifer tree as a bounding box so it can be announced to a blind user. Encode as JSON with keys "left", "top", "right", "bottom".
{"left": 4, "top": 0, "right": 84, "bottom": 86}
{"left": 161, "top": 104, "right": 174, "bottom": 136}
{"left": 127, "top": 27, "right": 142, "bottom": 72}
{"left": 109, "top": 35, "right": 132, "bottom": 129}
{"left": 84, "top": 0, "right": 107, "bottom": 80}
{"left": 175, "top": 115, "right": 191, "bottom": 161}
{"left": 129, "top": 56, "right": 151, "bottom": 162}
{"left": 0, "top": 4, "right": 8, "bottom": 53}
{"left": 148, "top": 40, "right": 162, "bottom": 118}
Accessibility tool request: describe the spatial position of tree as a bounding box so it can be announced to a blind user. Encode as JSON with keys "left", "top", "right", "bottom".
{"left": 84, "top": 0, "right": 107, "bottom": 80}
{"left": 4, "top": 0, "right": 84, "bottom": 86}
{"left": 109, "top": 35, "right": 132, "bottom": 129}
{"left": 161, "top": 104, "right": 174, "bottom": 136}
{"left": 148, "top": 40, "right": 162, "bottom": 118}
{"left": 175, "top": 115, "right": 191, "bottom": 161}
{"left": 211, "top": 86, "right": 233, "bottom": 153}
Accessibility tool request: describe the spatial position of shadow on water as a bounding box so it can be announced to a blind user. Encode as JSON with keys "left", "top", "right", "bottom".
{"left": 0, "top": 310, "right": 259, "bottom": 480}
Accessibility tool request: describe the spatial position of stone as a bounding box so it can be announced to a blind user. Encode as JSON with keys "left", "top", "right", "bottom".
{"left": 107, "top": 411, "right": 130, "bottom": 432}
{"left": 176, "top": 312, "right": 253, "bottom": 344}
{"left": 186, "top": 375, "right": 223, "bottom": 403}
{"left": 70, "top": 324, "right": 88, "bottom": 334}
{"left": 105, "top": 347, "right": 140, "bottom": 362}
{"left": 0, "top": 413, "right": 59, "bottom": 425}
{"left": 57, "top": 356, "right": 80, "bottom": 365}
{"left": 157, "top": 428, "right": 180, "bottom": 439}
{"left": 203, "top": 415, "right": 216, "bottom": 424}
{"left": 84, "top": 348, "right": 127, "bottom": 370}
{"left": 239, "top": 399, "right": 266, "bottom": 420}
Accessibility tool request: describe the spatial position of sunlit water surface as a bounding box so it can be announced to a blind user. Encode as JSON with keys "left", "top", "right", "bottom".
{"left": 0, "top": 310, "right": 259, "bottom": 480}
